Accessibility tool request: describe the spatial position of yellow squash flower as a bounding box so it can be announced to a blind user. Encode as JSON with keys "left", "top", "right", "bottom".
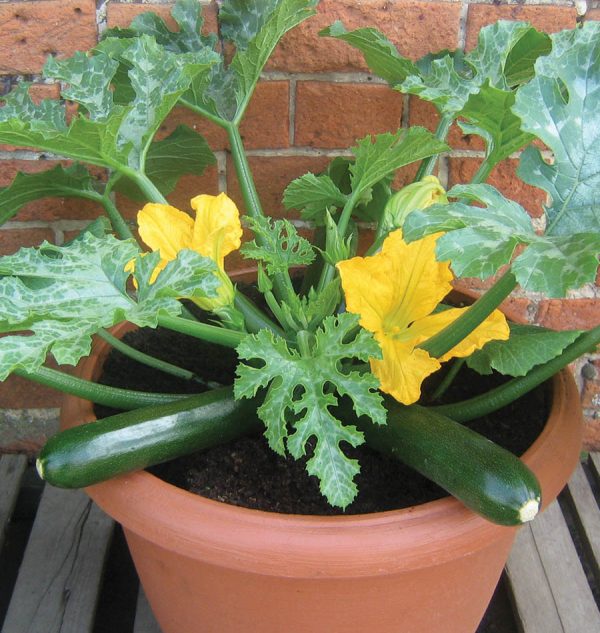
{"left": 136, "top": 193, "right": 242, "bottom": 310}
{"left": 337, "top": 230, "right": 509, "bottom": 405}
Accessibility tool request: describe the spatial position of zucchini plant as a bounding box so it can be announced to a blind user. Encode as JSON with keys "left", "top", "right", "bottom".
{"left": 1, "top": 0, "right": 599, "bottom": 524}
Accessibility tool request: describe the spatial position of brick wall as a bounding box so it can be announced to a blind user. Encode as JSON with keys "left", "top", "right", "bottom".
{"left": 0, "top": 0, "right": 599, "bottom": 451}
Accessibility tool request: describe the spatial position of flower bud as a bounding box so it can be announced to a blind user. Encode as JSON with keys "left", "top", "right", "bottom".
{"left": 379, "top": 176, "right": 447, "bottom": 236}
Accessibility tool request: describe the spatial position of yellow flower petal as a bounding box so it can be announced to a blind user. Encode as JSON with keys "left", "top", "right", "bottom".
{"left": 190, "top": 193, "right": 242, "bottom": 270}
{"left": 137, "top": 204, "right": 194, "bottom": 261}
{"left": 370, "top": 333, "right": 441, "bottom": 405}
{"left": 337, "top": 230, "right": 453, "bottom": 334}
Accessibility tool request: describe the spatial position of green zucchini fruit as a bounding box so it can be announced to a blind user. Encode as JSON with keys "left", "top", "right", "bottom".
{"left": 354, "top": 400, "right": 541, "bottom": 526}
{"left": 38, "top": 388, "right": 541, "bottom": 526}
{"left": 37, "top": 387, "right": 261, "bottom": 489}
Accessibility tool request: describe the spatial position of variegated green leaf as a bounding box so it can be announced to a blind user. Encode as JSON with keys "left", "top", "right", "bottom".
{"left": 0, "top": 234, "right": 221, "bottom": 379}
{"left": 513, "top": 22, "right": 600, "bottom": 237}
{"left": 234, "top": 313, "right": 385, "bottom": 508}
{"left": 403, "top": 184, "right": 600, "bottom": 296}
{"left": 219, "top": 0, "right": 280, "bottom": 49}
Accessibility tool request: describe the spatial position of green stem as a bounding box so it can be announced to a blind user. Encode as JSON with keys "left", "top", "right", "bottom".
{"left": 157, "top": 314, "right": 246, "bottom": 348}
{"left": 433, "top": 325, "right": 600, "bottom": 422}
{"left": 234, "top": 291, "right": 286, "bottom": 337}
{"left": 419, "top": 270, "right": 518, "bottom": 359}
{"left": 470, "top": 155, "right": 495, "bottom": 185}
{"left": 429, "top": 358, "right": 465, "bottom": 403}
{"left": 122, "top": 169, "right": 168, "bottom": 204}
{"left": 14, "top": 367, "right": 186, "bottom": 410}
{"left": 413, "top": 114, "right": 453, "bottom": 181}
{"left": 100, "top": 195, "right": 135, "bottom": 241}
{"left": 97, "top": 329, "right": 207, "bottom": 384}
{"left": 225, "top": 123, "right": 264, "bottom": 219}
{"left": 317, "top": 190, "right": 363, "bottom": 293}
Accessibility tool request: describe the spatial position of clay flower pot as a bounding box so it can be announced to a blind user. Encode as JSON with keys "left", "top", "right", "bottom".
{"left": 60, "top": 321, "right": 582, "bottom": 633}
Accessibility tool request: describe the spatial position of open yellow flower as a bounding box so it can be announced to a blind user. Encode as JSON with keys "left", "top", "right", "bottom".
{"left": 136, "top": 193, "right": 242, "bottom": 310}
{"left": 337, "top": 230, "right": 509, "bottom": 405}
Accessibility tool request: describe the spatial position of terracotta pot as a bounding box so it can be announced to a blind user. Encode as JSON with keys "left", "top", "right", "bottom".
{"left": 60, "top": 319, "right": 582, "bottom": 633}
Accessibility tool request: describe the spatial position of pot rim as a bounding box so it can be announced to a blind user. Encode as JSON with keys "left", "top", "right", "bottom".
{"left": 62, "top": 327, "right": 582, "bottom": 577}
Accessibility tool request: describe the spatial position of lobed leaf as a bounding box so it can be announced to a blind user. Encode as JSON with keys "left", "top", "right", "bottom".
{"left": 403, "top": 184, "right": 600, "bottom": 296}
{"left": 283, "top": 173, "right": 348, "bottom": 220}
{"left": 0, "top": 234, "right": 221, "bottom": 379}
{"left": 234, "top": 313, "right": 386, "bottom": 508}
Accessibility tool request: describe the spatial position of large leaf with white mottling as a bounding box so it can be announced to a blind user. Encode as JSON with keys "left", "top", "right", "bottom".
{"left": 0, "top": 234, "right": 221, "bottom": 379}
{"left": 513, "top": 22, "right": 600, "bottom": 238}
{"left": 467, "top": 324, "right": 582, "bottom": 377}
{"left": 234, "top": 313, "right": 386, "bottom": 508}
{"left": 403, "top": 184, "right": 600, "bottom": 296}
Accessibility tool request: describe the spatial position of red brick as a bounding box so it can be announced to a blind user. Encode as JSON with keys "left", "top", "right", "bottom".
{"left": 0, "top": 228, "right": 55, "bottom": 255}
{"left": 0, "top": 0, "right": 98, "bottom": 75}
{"left": 295, "top": 82, "right": 403, "bottom": 149}
{"left": 0, "top": 159, "right": 105, "bottom": 222}
{"left": 116, "top": 166, "right": 220, "bottom": 221}
{"left": 107, "top": 2, "right": 218, "bottom": 34}
{"left": 158, "top": 81, "right": 290, "bottom": 151}
{"left": 447, "top": 157, "right": 547, "bottom": 219}
{"left": 269, "top": 0, "right": 462, "bottom": 73}
{"left": 536, "top": 299, "right": 600, "bottom": 332}
{"left": 466, "top": 4, "right": 578, "bottom": 51}
{"left": 226, "top": 154, "right": 331, "bottom": 219}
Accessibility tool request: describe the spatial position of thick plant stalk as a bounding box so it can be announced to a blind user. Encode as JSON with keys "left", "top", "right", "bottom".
{"left": 14, "top": 367, "right": 187, "bottom": 410}
{"left": 434, "top": 324, "right": 600, "bottom": 422}
{"left": 157, "top": 314, "right": 246, "bottom": 348}
{"left": 413, "top": 114, "right": 453, "bottom": 182}
{"left": 418, "top": 271, "right": 518, "bottom": 358}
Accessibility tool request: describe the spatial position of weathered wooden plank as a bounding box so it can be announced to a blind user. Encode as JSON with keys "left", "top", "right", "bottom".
{"left": 1, "top": 485, "right": 114, "bottom": 633}
{"left": 133, "top": 587, "right": 163, "bottom": 633}
{"left": 505, "top": 523, "right": 564, "bottom": 633}
{"left": 0, "top": 454, "right": 28, "bottom": 551}
{"left": 530, "top": 499, "right": 600, "bottom": 633}
{"left": 565, "top": 462, "right": 600, "bottom": 581}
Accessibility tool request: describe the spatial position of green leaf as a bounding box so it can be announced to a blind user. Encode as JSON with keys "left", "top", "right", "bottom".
{"left": 513, "top": 22, "right": 600, "bottom": 237}
{"left": 320, "top": 21, "right": 418, "bottom": 85}
{"left": 103, "top": 0, "right": 217, "bottom": 53}
{"left": 115, "top": 125, "right": 216, "bottom": 201}
{"left": 0, "top": 234, "right": 221, "bottom": 379}
{"left": 283, "top": 173, "right": 348, "bottom": 220}
{"left": 458, "top": 81, "right": 534, "bottom": 167}
{"left": 234, "top": 313, "right": 386, "bottom": 508}
{"left": 219, "top": 0, "right": 280, "bottom": 49}
{"left": 350, "top": 128, "right": 449, "bottom": 198}
{"left": 241, "top": 216, "right": 316, "bottom": 275}
{"left": 467, "top": 324, "right": 582, "bottom": 377}
{"left": 403, "top": 184, "right": 600, "bottom": 296}
{"left": 183, "top": 0, "right": 318, "bottom": 123}
{"left": 0, "top": 164, "right": 101, "bottom": 227}
{"left": 44, "top": 52, "right": 118, "bottom": 121}
{"left": 0, "top": 82, "right": 66, "bottom": 129}
{"left": 400, "top": 21, "right": 550, "bottom": 118}
{"left": 118, "top": 35, "right": 218, "bottom": 169}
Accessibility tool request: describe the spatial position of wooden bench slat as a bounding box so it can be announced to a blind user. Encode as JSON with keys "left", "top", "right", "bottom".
{"left": 565, "top": 462, "right": 600, "bottom": 580}
{"left": 1, "top": 485, "right": 113, "bottom": 633}
{"left": 530, "top": 499, "right": 600, "bottom": 633}
{"left": 0, "top": 454, "right": 28, "bottom": 551}
{"left": 506, "top": 522, "right": 564, "bottom": 633}
{"left": 134, "top": 588, "right": 163, "bottom": 633}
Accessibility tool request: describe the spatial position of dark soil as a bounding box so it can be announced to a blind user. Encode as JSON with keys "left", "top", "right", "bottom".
{"left": 94, "top": 294, "right": 548, "bottom": 517}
